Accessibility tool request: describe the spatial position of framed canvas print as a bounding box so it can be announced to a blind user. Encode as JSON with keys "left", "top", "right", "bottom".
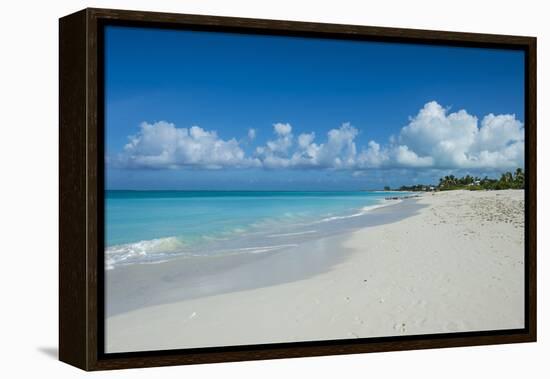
{"left": 59, "top": 8, "right": 536, "bottom": 371}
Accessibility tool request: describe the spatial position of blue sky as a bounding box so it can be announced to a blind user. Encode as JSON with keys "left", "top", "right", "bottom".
{"left": 105, "top": 26, "right": 525, "bottom": 190}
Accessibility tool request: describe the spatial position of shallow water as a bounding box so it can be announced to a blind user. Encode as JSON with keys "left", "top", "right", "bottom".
{"left": 105, "top": 190, "right": 410, "bottom": 269}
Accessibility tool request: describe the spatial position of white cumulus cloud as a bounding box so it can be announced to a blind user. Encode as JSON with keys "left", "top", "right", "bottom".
{"left": 111, "top": 101, "right": 524, "bottom": 173}
{"left": 115, "top": 121, "right": 258, "bottom": 169}
{"left": 395, "top": 101, "right": 524, "bottom": 169}
{"left": 355, "top": 101, "right": 524, "bottom": 171}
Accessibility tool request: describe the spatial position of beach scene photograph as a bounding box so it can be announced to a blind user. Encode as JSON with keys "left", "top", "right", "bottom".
{"left": 104, "top": 26, "right": 526, "bottom": 353}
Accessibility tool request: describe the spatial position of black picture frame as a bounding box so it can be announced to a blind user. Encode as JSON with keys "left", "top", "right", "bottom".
{"left": 59, "top": 7, "right": 537, "bottom": 371}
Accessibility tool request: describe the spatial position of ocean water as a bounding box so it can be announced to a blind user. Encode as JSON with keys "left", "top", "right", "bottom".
{"left": 105, "top": 190, "right": 407, "bottom": 270}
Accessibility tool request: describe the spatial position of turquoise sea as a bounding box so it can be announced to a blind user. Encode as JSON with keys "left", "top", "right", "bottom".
{"left": 105, "top": 190, "right": 407, "bottom": 270}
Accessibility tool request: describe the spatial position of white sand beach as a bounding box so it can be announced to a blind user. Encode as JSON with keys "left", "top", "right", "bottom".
{"left": 106, "top": 190, "right": 525, "bottom": 353}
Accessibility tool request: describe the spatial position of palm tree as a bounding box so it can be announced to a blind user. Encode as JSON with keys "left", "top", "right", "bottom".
{"left": 501, "top": 172, "right": 513, "bottom": 183}
{"left": 514, "top": 168, "right": 524, "bottom": 188}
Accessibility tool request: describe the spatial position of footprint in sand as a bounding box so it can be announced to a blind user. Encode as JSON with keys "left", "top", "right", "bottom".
{"left": 393, "top": 322, "right": 407, "bottom": 333}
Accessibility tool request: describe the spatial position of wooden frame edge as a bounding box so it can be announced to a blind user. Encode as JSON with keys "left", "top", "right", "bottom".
{"left": 526, "top": 37, "right": 537, "bottom": 344}
{"left": 59, "top": 7, "right": 537, "bottom": 371}
{"left": 59, "top": 9, "right": 89, "bottom": 370}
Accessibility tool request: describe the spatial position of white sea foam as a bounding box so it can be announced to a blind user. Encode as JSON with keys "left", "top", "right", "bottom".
{"left": 267, "top": 230, "right": 317, "bottom": 238}
{"left": 214, "top": 244, "right": 299, "bottom": 255}
{"left": 361, "top": 199, "right": 402, "bottom": 212}
{"left": 316, "top": 199, "right": 401, "bottom": 223}
{"left": 105, "top": 238, "right": 300, "bottom": 269}
{"left": 105, "top": 237, "right": 186, "bottom": 270}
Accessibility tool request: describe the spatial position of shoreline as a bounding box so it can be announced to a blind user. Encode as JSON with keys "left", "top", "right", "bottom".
{"left": 105, "top": 196, "right": 420, "bottom": 317}
{"left": 106, "top": 190, "right": 524, "bottom": 353}
{"left": 105, "top": 191, "right": 407, "bottom": 269}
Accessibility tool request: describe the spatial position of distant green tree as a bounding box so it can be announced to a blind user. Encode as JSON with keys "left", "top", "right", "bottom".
{"left": 435, "top": 169, "right": 524, "bottom": 191}
{"left": 514, "top": 168, "right": 525, "bottom": 188}
{"left": 501, "top": 171, "right": 514, "bottom": 183}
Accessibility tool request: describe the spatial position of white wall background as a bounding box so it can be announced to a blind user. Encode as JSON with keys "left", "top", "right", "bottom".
{"left": 0, "top": 0, "right": 547, "bottom": 377}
